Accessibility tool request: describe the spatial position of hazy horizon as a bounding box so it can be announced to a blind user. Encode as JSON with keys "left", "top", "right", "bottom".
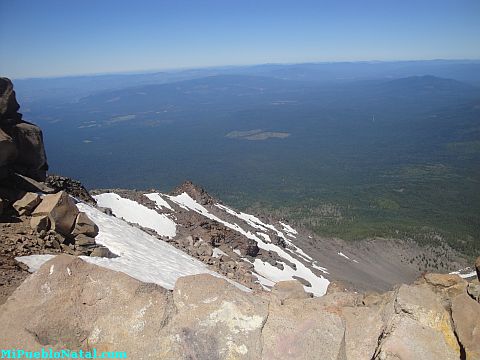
{"left": 6, "top": 58, "right": 480, "bottom": 81}
{"left": 1, "top": 0, "right": 480, "bottom": 78}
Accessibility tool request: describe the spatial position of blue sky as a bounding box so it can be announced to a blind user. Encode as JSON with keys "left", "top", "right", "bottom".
{"left": 1, "top": 0, "right": 479, "bottom": 78}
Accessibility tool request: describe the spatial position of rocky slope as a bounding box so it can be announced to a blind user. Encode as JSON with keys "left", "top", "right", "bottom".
{"left": 1, "top": 255, "right": 479, "bottom": 359}
{"left": 88, "top": 186, "right": 473, "bottom": 294}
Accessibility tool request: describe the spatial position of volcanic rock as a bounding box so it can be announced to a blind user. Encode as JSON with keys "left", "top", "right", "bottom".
{"left": 342, "top": 306, "right": 384, "bottom": 360}
{"left": 160, "top": 273, "right": 268, "bottom": 359}
{"left": 374, "top": 283, "right": 461, "bottom": 359}
{"left": 46, "top": 175, "right": 96, "bottom": 205}
{"left": 30, "top": 215, "right": 50, "bottom": 233}
{"left": 74, "top": 234, "right": 96, "bottom": 247}
{"left": 451, "top": 293, "right": 480, "bottom": 360}
{"left": 0, "top": 78, "right": 49, "bottom": 183}
{"left": 0, "top": 255, "right": 173, "bottom": 354}
{"left": 0, "top": 128, "right": 17, "bottom": 170}
{"left": 90, "top": 246, "right": 116, "bottom": 258}
{"left": 12, "top": 192, "right": 41, "bottom": 216}
{"left": 467, "top": 281, "right": 480, "bottom": 302}
{"left": 12, "top": 122, "right": 48, "bottom": 181}
{"left": 171, "top": 180, "right": 217, "bottom": 205}
{"left": 0, "top": 77, "right": 21, "bottom": 123}
{"left": 32, "top": 191, "right": 79, "bottom": 236}
{"left": 71, "top": 212, "right": 99, "bottom": 237}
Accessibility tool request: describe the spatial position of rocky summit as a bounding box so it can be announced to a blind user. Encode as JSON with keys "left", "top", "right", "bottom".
{"left": 1, "top": 77, "right": 480, "bottom": 359}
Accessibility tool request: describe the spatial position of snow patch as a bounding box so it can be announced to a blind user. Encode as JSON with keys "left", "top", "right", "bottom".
{"left": 17, "top": 254, "right": 56, "bottom": 272}
{"left": 144, "top": 192, "right": 174, "bottom": 211}
{"left": 450, "top": 268, "right": 477, "bottom": 279}
{"left": 312, "top": 262, "right": 330, "bottom": 274}
{"left": 212, "top": 248, "right": 227, "bottom": 258}
{"left": 279, "top": 221, "right": 298, "bottom": 235}
{"left": 94, "top": 192, "right": 176, "bottom": 238}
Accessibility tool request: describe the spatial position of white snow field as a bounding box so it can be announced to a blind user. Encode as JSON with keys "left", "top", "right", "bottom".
{"left": 94, "top": 192, "right": 176, "bottom": 238}
{"left": 144, "top": 192, "right": 174, "bottom": 211}
{"left": 17, "top": 202, "right": 249, "bottom": 292}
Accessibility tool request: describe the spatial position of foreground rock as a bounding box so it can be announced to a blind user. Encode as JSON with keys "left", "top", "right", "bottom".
{"left": 2, "top": 255, "right": 478, "bottom": 359}
{"left": 374, "top": 283, "right": 460, "bottom": 359}
{"left": 262, "top": 298, "right": 346, "bottom": 360}
{"left": 451, "top": 293, "right": 480, "bottom": 360}
{"left": 0, "top": 255, "right": 173, "bottom": 355}
{"left": 159, "top": 274, "right": 268, "bottom": 359}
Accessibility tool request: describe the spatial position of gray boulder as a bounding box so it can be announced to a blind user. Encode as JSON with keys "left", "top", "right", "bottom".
{"left": 74, "top": 234, "right": 96, "bottom": 246}
{"left": 32, "top": 191, "right": 79, "bottom": 236}
{"left": 0, "top": 77, "right": 21, "bottom": 123}
{"left": 71, "top": 212, "right": 99, "bottom": 237}
{"left": 0, "top": 78, "right": 48, "bottom": 183}
{"left": 12, "top": 122, "right": 48, "bottom": 181}
{"left": 90, "top": 246, "right": 116, "bottom": 258}
{"left": 0, "top": 128, "right": 17, "bottom": 169}
{"left": 30, "top": 214, "right": 50, "bottom": 232}
{"left": 12, "top": 192, "right": 41, "bottom": 215}
{"left": 0, "top": 255, "right": 174, "bottom": 358}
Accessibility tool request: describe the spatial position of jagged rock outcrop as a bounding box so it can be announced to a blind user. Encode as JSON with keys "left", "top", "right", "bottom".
{"left": 45, "top": 175, "right": 96, "bottom": 205}
{"left": 0, "top": 78, "right": 48, "bottom": 183}
{"left": 0, "top": 77, "right": 21, "bottom": 122}
{"left": 2, "top": 255, "right": 479, "bottom": 359}
{"left": 171, "top": 180, "right": 217, "bottom": 205}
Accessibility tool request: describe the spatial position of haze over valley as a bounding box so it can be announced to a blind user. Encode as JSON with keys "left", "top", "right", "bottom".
{"left": 14, "top": 60, "right": 480, "bottom": 256}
